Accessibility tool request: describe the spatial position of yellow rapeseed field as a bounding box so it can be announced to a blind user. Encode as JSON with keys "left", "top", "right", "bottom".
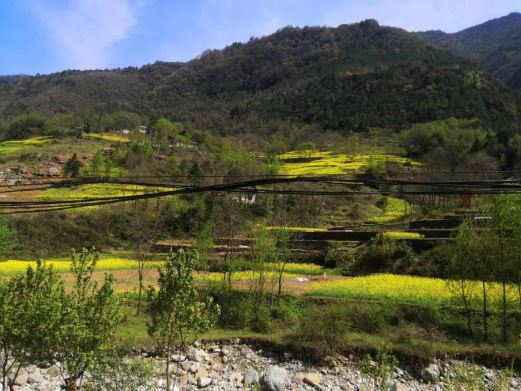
{"left": 37, "top": 184, "right": 173, "bottom": 202}
{"left": 0, "top": 258, "right": 325, "bottom": 278}
{"left": 278, "top": 151, "right": 418, "bottom": 176}
{"left": 0, "top": 136, "right": 54, "bottom": 154}
{"left": 368, "top": 197, "right": 410, "bottom": 223}
{"left": 382, "top": 231, "right": 423, "bottom": 240}
{"left": 0, "top": 258, "right": 165, "bottom": 275}
{"left": 83, "top": 133, "right": 129, "bottom": 143}
{"left": 305, "top": 274, "right": 515, "bottom": 307}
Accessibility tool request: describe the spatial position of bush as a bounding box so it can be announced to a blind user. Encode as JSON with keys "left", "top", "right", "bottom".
{"left": 293, "top": 305, "right": 351, "bottom": 355}
{"left": 325, "top": 242, "right": 355, "bottom": 269}
{"left": 346, "top": 303, "right": 387, "bottom": 333}
{"left": 85, "top": 353, "right": 154, "bottom": 391}
{"left": 396, "top": 305, "right": 441, "bottom": 329}
{"left": 351, "top": 237, "right": 415, "bottom": 274}
{"left": 251, "top": 304, "right": 273, "bottom": 333}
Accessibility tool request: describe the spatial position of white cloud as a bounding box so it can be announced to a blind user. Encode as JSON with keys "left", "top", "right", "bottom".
{"left": 35, "top": 0, "right": 137, "bottom": 70}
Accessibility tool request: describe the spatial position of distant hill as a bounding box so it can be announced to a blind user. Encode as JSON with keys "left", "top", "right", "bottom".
{"left": 0, "top": 20, "right": 519, "bottom": 134}
{"left": 418, "top": 12, "right": 521, "bottom": 89}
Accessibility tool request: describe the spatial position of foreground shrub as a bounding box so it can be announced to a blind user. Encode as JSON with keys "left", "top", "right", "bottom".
{"left": 85, "top": 353, "right": 154, "bottom": 391}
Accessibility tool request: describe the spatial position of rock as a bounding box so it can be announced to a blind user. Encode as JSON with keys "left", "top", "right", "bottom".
{"left": 178, "top": 374, "right": 188, "bottom": 386}
{"left": 303, "top": 373, "right": 322, "bottom": 387}
{"left": 171, "top": 354, "right": 186, "bottom": 362}
{"left": 422, "top": 363, "right": 440, "bottom": 382}
{"left": 222, "top": 355, "right": 229, "bottom": 363}
{"left": 187, "top": 347, "right": 209, "bottom": 362}
{"left": 196, "top": 367, "right": 209, "bottom": 378}
{"left": 263, "top": 365, "right": 289, "bottom": 391}
{"left": 46, "top": 365, "right": 61, "bottom": 378}
{"left": 197, "top": 377, "right": 212, "bottom": 388}
{"left": 244, "top": 368, "right": 260, "bottom": 387}
{"left": 391, "top": 382, "right": 409, "bottom": 391}
{"left": 189, "top": 363, "right": 200, "bottom": 373}
{"left": 231, "top": 372, "right": 243, "bottom": 384}
{"left": 27, "top": 369, "right": 44, "bottom": 384}
{"left": 10, "top": 368, "right": 28, "bottom": 386}
{"left": 221, "top": 347, "right": 230, "bottom": 356}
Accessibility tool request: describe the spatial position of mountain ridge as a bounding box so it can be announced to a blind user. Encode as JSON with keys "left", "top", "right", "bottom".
{"left": 0, "top": 19, "right": 519, "bottom": 136}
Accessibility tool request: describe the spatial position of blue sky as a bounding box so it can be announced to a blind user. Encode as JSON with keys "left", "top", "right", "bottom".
{"left": 0, "top": 0, "right": 519, "bottom": 75}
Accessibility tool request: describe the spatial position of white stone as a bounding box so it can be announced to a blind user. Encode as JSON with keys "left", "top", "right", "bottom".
{"left": 391, "top": 382, "right": 409, "bottom": 391}
{"left": 46, "top": 365, "right": 61, "bottom": 378}
{"left": 244, "top": 368, "right": 260, "bottom": 387}
{"left": 263, "top": 365, "right": 289, "bottom": 391}
{"left": 171, "top": 354, "right": 186, "bottom": 363}
{"left": 422, "top": 363, "right": 440, "bottom": 382}
{"left": 197, "top": 377, "right": 212, "bottom": 388}
{"left": 27, "top": 369, "right": 44, "bottom": 384}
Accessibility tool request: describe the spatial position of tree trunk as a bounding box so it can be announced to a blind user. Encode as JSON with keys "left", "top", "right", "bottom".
{"left": 460, "top": 281, "right": 473, "bottom": 336}
{"left": 166, "top": 345, "right": 171, "bottom": 391}
{"left": 136, "top": 262, "right": 144, "bottom": 316}
{"left": 65, "top": 378, "right": 78, "bottom": 391}
{"left": 502, "top": 282, "right": 507, "bottom": 342}
{"left": 482, "top": 281, "right": 489, "bottom": 342}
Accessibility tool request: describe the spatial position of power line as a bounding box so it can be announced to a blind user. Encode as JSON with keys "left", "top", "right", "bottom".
{"left": 2, "top": 175, "right": 521, "bottom": 215}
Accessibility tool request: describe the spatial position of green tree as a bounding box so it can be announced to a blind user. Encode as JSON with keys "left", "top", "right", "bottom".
{"left": 274, "top": 229, "right": 291, "bottom": 300}
{"left": 448, "top": 220, "right": 478, "bottom": 336}
{"left": 0, "top": 216, "right": 15, "bottom": 260}
{"left": 64, "top": 153, "right": 83, "bottom": 178}
{"left": 193, "top": 222, "right": 214, "bottom": 272}
{"left": 86, "top": 151, "right": 105, "bottom": 176}
{"left": 147, "top": 250, "right": 220, "bottom": 391}
{"left": 153, "top": 117, "right": 181, "bottom": 152}
{"left": 52, "top": 249, "right": 124, "bottom": 391}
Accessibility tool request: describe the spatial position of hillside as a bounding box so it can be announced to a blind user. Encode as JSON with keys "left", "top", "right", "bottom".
{"left": 418, "top": 12, "right": 521, "bottom": 89}
{"left": 0, "top": 20, "right": 519, "bottom": 135}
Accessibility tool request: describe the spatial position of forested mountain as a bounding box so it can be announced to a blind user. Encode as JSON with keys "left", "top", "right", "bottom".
{"left": 1, "top": 19, "right": 520, "bottom": 135}
{"left": 418, "top": 12, "right": 521, "bottom": 89}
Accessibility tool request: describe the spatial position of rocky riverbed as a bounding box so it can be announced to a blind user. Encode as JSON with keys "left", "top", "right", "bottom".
{"left": 8, "top": 340, "right": 521, "bottom": 390}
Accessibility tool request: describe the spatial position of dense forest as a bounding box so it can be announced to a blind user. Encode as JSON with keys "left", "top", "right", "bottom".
{"left": 417, "top": 12, "right": 521, "bottom": 89}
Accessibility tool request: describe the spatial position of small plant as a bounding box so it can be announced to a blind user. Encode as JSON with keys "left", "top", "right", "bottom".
{"left": 443, "top": 364, "right": 486, "bottom": 391}
{"left": 359, "top": 343, "right": 398, "bottom": 390}
{"left": 493, "top": 367, "right": 514, "bottom": 391}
